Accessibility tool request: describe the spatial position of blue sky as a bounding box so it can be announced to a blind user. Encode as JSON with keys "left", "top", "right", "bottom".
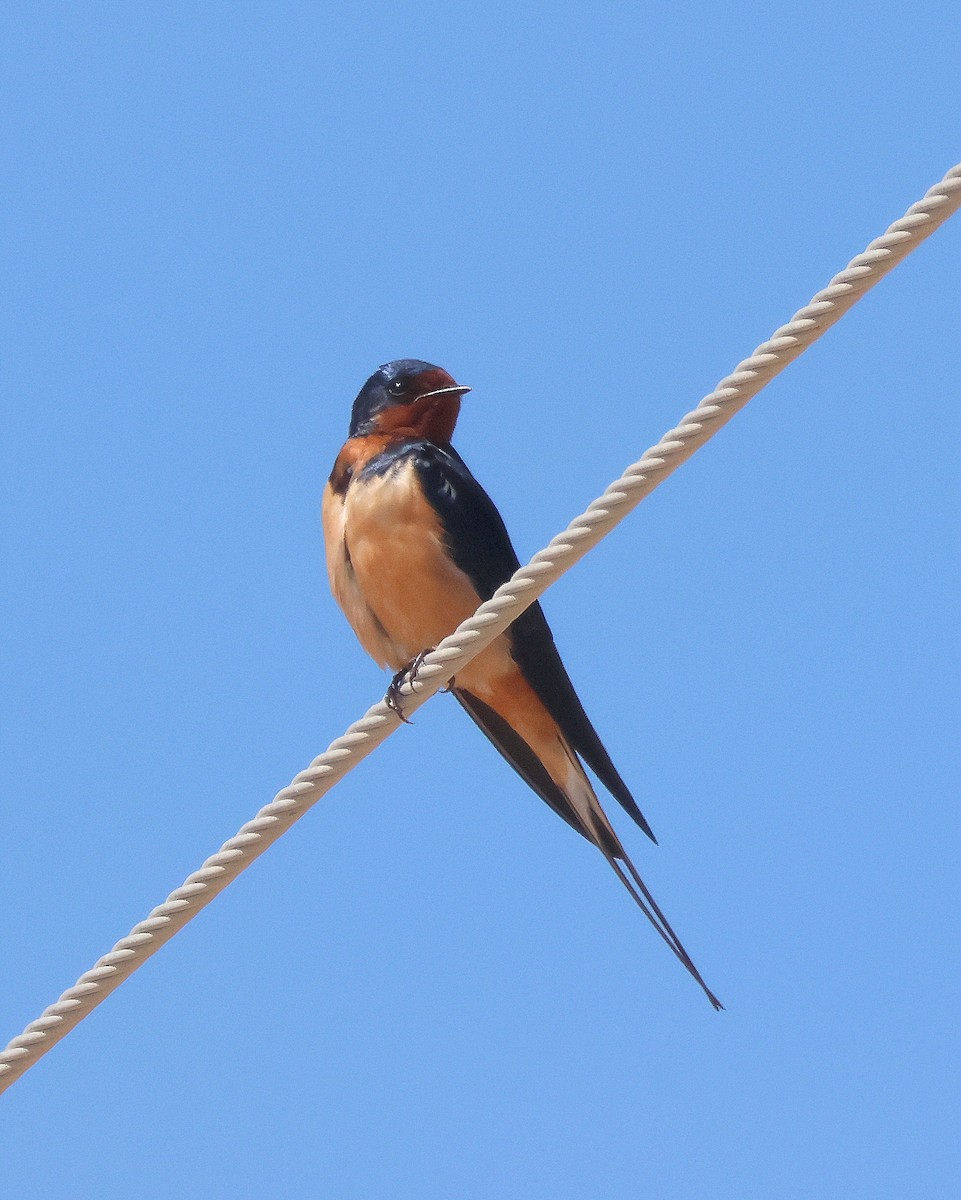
{"left": 2, "top": 3, "right": 960, "bottom": 1197}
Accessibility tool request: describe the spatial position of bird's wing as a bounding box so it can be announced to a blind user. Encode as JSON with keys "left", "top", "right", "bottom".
{"left": 416, "top": 443, "right": 655, "bottom": 843}
{"left": 416, "top": 442, "right": 721, "bottom": 1008}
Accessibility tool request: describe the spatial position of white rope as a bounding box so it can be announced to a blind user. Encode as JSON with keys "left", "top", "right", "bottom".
{"left": 2, "top": 163, "right": 959, "bottom": 1095}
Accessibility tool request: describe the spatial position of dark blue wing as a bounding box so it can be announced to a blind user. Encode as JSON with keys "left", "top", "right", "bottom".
{"left": 413, "top": 441, "right": 656, "bottom": 844}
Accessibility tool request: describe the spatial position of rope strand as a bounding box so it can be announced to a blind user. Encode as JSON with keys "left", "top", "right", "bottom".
{"left": 2, "top": 162, "right": 958, "bottom": 1095}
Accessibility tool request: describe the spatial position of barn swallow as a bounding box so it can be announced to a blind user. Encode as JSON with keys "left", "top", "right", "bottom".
{"left": 323, "top": 359, "right": 721, "bottom": 1008}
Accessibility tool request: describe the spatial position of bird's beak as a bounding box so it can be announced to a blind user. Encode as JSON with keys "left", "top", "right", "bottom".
{"left": 420, "top": 384, "right": 472, "bottom": 400}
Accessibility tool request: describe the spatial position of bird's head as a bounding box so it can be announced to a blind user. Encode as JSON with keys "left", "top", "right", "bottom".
{"left": 348, "top": 359, "right": 471, "bottom": 443}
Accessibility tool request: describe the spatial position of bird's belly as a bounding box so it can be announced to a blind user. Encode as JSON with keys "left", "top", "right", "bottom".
{"left": 343, "top": 462, "right": 511, "bottom": 679}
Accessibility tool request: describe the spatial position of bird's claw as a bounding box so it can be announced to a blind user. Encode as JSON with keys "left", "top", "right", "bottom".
{"left": 385, "top": 648, "right": 442, "bottom": 723}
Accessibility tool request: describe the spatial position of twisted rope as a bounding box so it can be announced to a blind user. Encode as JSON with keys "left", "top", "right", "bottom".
{"left": 3, "top": 163, "right": 959, "bottom": 1095}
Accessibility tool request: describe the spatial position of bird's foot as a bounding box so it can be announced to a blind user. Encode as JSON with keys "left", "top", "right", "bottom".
{"left": 385, "top": 648, "right": 442, "bottom": 723}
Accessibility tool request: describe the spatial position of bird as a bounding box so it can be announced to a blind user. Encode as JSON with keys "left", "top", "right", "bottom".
{"left": 322, "top": 358, "right": 721, "bottom": 1009}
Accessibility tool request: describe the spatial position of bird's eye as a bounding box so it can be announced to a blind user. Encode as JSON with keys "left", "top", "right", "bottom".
{"left": 387, "top": 378, "right": 406, "bottom": 396}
